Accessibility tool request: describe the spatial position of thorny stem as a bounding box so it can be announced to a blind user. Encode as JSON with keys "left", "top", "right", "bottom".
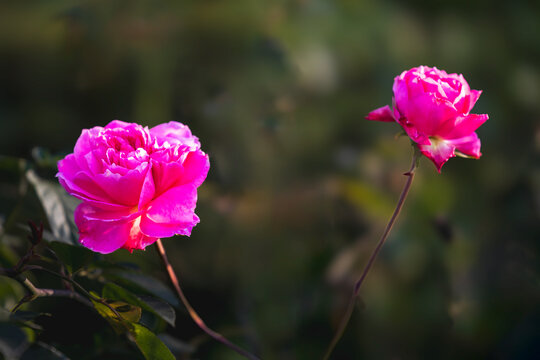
{"left": 22, "top": 265, "right": 124, "bottom": 321}
{"left": 323, "top": 151, "right": 418, "bottom": 360}
{"left": 0, "top": 268, "right": 93, "bottom": 312}
{"left": 2, "top": 264, "right": 123, "bottom": 322}
{"left": 155, "top": 239, "right": 260, "bottom": 360}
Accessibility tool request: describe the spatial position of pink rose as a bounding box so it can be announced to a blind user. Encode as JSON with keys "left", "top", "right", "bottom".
{"left": 366, "top": 66, "right": 488, "bottom": 171}
{"left": 57, "top": 120, "right": 210, "bottom": 253}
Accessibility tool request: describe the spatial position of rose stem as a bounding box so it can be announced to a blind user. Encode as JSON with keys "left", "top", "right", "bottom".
{"left": 323, "top": 151, "right": 418, "bottom": 360}
{"left": 155, "top": 239, "right": 260, "bottom": 360}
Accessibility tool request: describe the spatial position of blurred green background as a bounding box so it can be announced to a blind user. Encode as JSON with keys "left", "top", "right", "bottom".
{"left": 1, "top": 0, "right": 539, "bottom": 359}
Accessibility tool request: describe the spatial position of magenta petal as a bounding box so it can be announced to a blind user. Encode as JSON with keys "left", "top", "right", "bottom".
{"left": 467, "top": 90, "right": 482, "bottom": 113}
{"left": 447, "top": 132, "right": 482, "bottom": 158}
{"left": 393, "top": 75, "right": 411, "bottom": 114}
{"left": 73, "top": 128, "right": 106, "bottom": 174}
{"left": 396, "top": 117, "right": 431, "bottom": 145}
{"left": 150, "top": 121, "right": 201, "bottom": 149}
{"left": 57, "top": 154, "right": 81, "bottom": 178}
{"left": 104, "top": 120, "right": 133, "bottom": 130}
{"left": 75, "top": 203, "right": 130, "bottom": 253}
{"left": 57, "top": 170, "right": 129, "bottom": 212}
{"left": 365, "top": 105, "right": 395, "bottom": 122}
{"left": 75, "top": 203, "right": 156, "bottom": 253}
{"left": 138, "top": 164, "right": 155, "bottom": 210}
{"left": 57, "top": 155, "right": 110, "bottom": 202}
{"left": 151, "top": 160, "right": 184, "bottom": 196}
{"left": 94, "top": 164, "right": 149, "bottom": 206}
{"left": 451, "top": 78, "right": 471, "bottom": 113}
{"left": 140, "top": 184, "right": 199, "bottom": 238}
{"left": 121, "top": 217, "right": 158, "bottom": 252}
{"left": 75, "top": 202, "right": 140, "bottom": 222}
{"left": 151, "top": 150, "right": 209, "bottom": 194}
{"left": 442, "top": 114, "right": 488, "bottom": 139}
{"left": 140, "top": 217, "right": 199, "bottom": 238}
{"left": 181, "top": 151, "right": 210, "bottom": 187}
{"left": 418, "top": 138, "right": 456, "bottom": 172}
{"left": 404, "top": 93, "right": 459, "bottom": 136}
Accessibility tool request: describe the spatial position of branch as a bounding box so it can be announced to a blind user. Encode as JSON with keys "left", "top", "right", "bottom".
{"left": 4, "top": 273, "right": 92, "bottom": 312}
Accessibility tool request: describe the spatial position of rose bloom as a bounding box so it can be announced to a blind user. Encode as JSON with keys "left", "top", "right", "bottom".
{"left": 57, "top": 120, "right": 210, "bottom": 253}
{"left": 366, "top": 66, "right": 488, "bottom": 171}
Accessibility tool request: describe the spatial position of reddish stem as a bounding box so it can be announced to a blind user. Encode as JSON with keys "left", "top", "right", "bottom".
{"left": 323, "top": 152, "right": 418, "bottom": 360}
{"left": 155, "top": 239, "right": 260, "bottom": 360}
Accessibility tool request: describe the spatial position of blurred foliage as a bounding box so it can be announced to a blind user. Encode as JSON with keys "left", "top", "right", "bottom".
{"left": 0, "top": 0, "right": 539, "bottom": 359}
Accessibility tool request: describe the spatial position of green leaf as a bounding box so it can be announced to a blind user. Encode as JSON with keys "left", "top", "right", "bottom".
{"left": 0, "top": 308, "right": 48, "bottom": 331}
{"left": 26, "top": 169, "right": 77, "bottom": 245}
{"left": 103, "top": 283, "right": 176, "bottom": 327}
{"left": 0, "top": 242, "right": 19, "bottom": 270}
{"left": 49, "top": 241, "right": 95, "bottom": 273}
{"left": 21, "top": 342, "right": 70, "bottom": 360}
{"left": 0, "top": 323, "right": 30, "bottom": 360}
{"left": 138, "top": 295, "right": 176, "bottom": 327}
{"left": 157, "top": 333, "right": 195, "bottom": 356}
{"left": 108, "top": 272, "right": 179, "bottom": 307}
{"left": 92, "top": 298, "right": 142, "bottom": 334}
{"left": 130, "top": 323, "right": 175, "bottom": 360}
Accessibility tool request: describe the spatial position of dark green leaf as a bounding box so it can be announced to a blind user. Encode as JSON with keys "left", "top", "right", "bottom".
{"left": 49, "top": 241, "right": 95, "bottom": 273}
{"left": 130, "top": 323, "right": 175, "bottom": 360}
{"left": 0, "top": 242, "right": 19, "bottom": 270}
{"left": 92, "top": 298, "right": 141, "bottom": 334}
{"left": 0, "top": 323, "right": 30, "bottom": 360}
{"left": 103, "top": 283, "right": 176, "bottom": 327}
{"left": 0, "top": 309, "right": 49, "bottom": 331}
{"left": 0, "top": 309, "right": 43, "bottom": 323}
{"left": 26, "top": 170, "right": 76, "bottom": 245}
{"left": 21, "top": 341, "right": 70, "bottom": 360}
{"left": 138, "top": 295, "right": 176, "bottom": 327}
{"left": 157, "top": 333, "right": 195, "bottom": 356}
{"left": 108, "top": 272, "right": 179, "bottom": 307}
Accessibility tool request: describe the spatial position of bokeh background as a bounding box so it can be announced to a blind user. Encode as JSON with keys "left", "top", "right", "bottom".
{"left": 1, "top": 0, "right": 539, "bottom": 359}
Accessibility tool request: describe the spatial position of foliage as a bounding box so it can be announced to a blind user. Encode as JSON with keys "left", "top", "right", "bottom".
{"left": 0, "top": 158, "right": 187, "bottom": 359}
{"left": 1, "top": 0, "right": 539, "bottom": 359}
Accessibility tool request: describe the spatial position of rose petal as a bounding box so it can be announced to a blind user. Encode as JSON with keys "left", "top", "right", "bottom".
{"left": 138, "top": 163, "right": 156, "bottom": 210}
{"left": 151, "top": 160, "right": 183, "bottom": 196}
{"left": 418, "top": 138, "right": 456, "bottom": 172}
{"left": 403, "top": 93, "right": 459, "bottom": 136}
{"left": 140, "top": 184, "right": 199, "bottom": 238}
{"left": 105, "top": 120, "right": 133, "bottom": 130}
{"left": 75, "top": 203, "right": 157, "bottom": 253}
{"left": 75, "top": 203, "right": 131, "bottom": 253}
{"left": 93, "top": 163, "right": 149, "bottom": 206}
{"left": 467, "top": 90, "right": 482, "bottom": 113}
{"left": 397, "top": 117, "right": 431, "bottom": 145}
{"left": 178, "top": 150, "right": 210, "bottom": 187}
{"left": 365, "top": 105, "right": 395, "bottom": 122}
{"left": 393, "top": 71, "right": 413, "bottom": 114}
{"left": 151, "top": 150, "right": 209, "bottom": 195}
{"left": 440, "top": 114, "right": 488, "bottom": 139}
{"left": 57, "top": 155, "right": 112, "bottom": 201}
{"left": 151, "top": 121, "right": 201, "bottom": 150}
{"left": 121, "top": 217, "right": 159, "bottom": 252}
{"left": 450, "top": 76, "right": 471, "bottom": 112}
{"left": 447, "top": 132, "right": 482, "bottom": 158}
{"left": 73, "top": 128, "right": 103, "bottom": 173}
{"left": 74, "top": 202, "right": 140, "bottom": 222}
{"left": 140, "top": 217, "right": 199, "bottom": 238}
